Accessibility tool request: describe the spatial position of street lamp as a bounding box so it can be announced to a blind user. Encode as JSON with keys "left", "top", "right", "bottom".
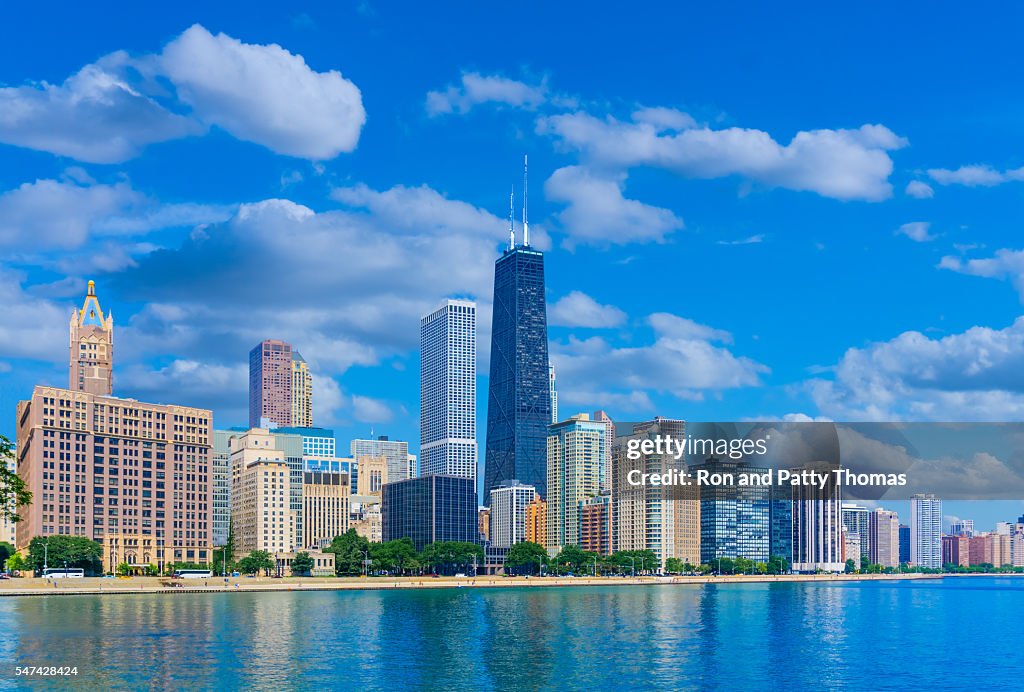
{"left": 43, "top": 539, "right": 49, "bottom": 573}
{"left": 627, "top": 556, "right": 635, "bottom": 577}
{"left": 592, "top": 556, "right": 598, "bottom": 577}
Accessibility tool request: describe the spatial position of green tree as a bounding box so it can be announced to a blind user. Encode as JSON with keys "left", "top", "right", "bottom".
{"left": 6, "top": 553, "right": 28, "bottom": 573}
{"left": 845, "top": 558, "right": 856, "bottom": 574}
{"left": 27, "top": 536, "right": 102, "bottom": 575}
{"left": 552, "top": 545, "right": 596, "bottom": 575}
{"left": 371, "top": 538, "right": 419, "bottom": 575}
{"left": 0, "top": 541, "right": 14, "bottom": 568}
{"left": 766, "top": 555, "right": 789, "bottom": 575}
{"left": 116, "top": 562, "right": 132, "bottom": 576}
{"left": 609, "top": 549, "right": 658, "bottom": 575}
{"left": 325, "top": 529, "right": 372, "bottom": 576}
{"left": 290, "top": 551, "right": 315, "bottom": 576}
{"left": 0, "top": 436, "right": 31, "bottom": 526}
{"left": 145, "top": 564, "right": 160, "bottom": 577}
{"left": 505, "top": 541, "right": 548, "bottom": 575}
{"left": 664, "top": 557, "right": 685, "bottom": 574}
{"left": 420, "top": 541, "right": 484, "bottom": 575}
{"left": 237, "top": 550, "right": 275, "bottom": 576}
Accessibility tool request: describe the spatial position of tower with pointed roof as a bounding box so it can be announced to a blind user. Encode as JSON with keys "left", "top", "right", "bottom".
{"left": 69, "top": 279, "right": 114, "bottom": 395}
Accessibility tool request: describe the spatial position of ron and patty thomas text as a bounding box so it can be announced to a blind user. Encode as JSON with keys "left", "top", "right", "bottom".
{"left": 624, "top": 435, "right": 908, "bottom": 489}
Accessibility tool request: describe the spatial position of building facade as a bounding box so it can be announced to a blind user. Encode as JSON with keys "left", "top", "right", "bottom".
{"left": 249, "top": 340, "right": 294, "bottom": 428}
{"left": 691, "top": 457, "right": 770, "bottom": 565}
{"left": 69, "top": 280, "right": 113, "bottom": 396}
{"left": 229, "top": 429, "right": 296, "bottom": 556}
{"left": 381, "top": 475, "right": 477, "bottom": 551}
{"left": 525, "top": 497, "right": 547, "bottom": 546}
{"left": 791, "top": 463, "right": 844, "bottom": 572}
{"left": 546, "top": 414, "right": 607, "bottom": 551}
{"left": 910, "top": 493, "right": 942, "bottom": 568}
{"left": 420, "top": 299, "right": 478, "bottom": 480}
{"left": 351, "top": 437, "right": 411, "bottom": 484}
{"left": 841, "top": 503, "right": 870, "bottom": 561}
{"left": 869, "top": 508, "right": 901, "bottom": 568}
{"left": 484, "top": 244, "right": 552, "bottom": 500}
{"left": 942, "top": 535, "right": 969, "bottom": 567}
{"left": 580, "top": 493, "right": 611, "bottom": 556}
{"left": 302, "top": 470, "right": 349, "bottom": 550}
{"left": 488, "top": 480, "right": 536, "bottom": 549}
{"left": 611, "top": 418, "right": 700, "bottom": 569}
{"left": 291, "top": 351, "right": 313, "bottom": 428}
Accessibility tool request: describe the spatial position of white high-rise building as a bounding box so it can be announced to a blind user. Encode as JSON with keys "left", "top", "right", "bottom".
{"left": 910, "top": 493, "right": 942, "bottom": 568}
{"left": 351, "top": 436, "right": 411, "bottom": 484}
{"left": 489, "top": 480, "right": 537, "bottom": 549}
{"left": 792, "top": 463, "right": 844, "bottom": 572}
{"left": 419, "top": 299, "right": 477, "bottom": 480}
{"left": 549, "top": 364, "right": 558, "bottom": 424}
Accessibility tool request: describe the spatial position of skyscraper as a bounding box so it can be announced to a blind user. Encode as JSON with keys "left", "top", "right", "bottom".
{"left": 69, "top": 279, "right": 113, "bottom": 396}
{"left": 869, "top": 508, "right": 900, "bottom": 568}
{"left": 489, "top": 480, "right": 537, "bottom": 549}
{"left": 291, "top": 351, "right": 313, "bottom": 428}
{"left": 484, "top": 170, "right": 551, "bottom": 500}
{"left": 841, "top": 503, "right": 870, "bottom": 561}
{"left": 351, "top": 436, "right": 411, "bottom": 483}
{"left": 691, "top": 457, "right": 770, "bottom": 565}
{"left": 791, "top": 463, "right": 844, "bottom": 572}
{"left": 910, "top": 493, "right": 942, "bottom": 568}
{"left": 249, "top": 339, "right": 293, "bottom": 428}
{"left": 546, "top": 414, "right": 607, "bottom": 551}
{"left": 420, "top": 299, "right": 477, "bottom": 479}
{"left": 549, "top": 364, "right": 558, "bottom": 424}
{"left": 381, "top": 475, "right": 478, "bottom": 551}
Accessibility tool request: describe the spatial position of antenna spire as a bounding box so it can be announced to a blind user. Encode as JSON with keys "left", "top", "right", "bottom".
{"left": 522, "top": 154, "right": 529, "bottom": 247}
{"left": 509, "top": 185, "right": 515, "bottom": 250}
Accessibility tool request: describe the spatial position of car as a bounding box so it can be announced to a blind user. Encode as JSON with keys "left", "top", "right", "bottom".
{"left": 454, "top": 573, "right": 466, "bottom": 578}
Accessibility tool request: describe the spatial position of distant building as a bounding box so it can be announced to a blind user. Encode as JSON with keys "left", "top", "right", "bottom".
{"left": 769, "top": 489, "right": 793, "bottom": 565}
{"left": 16, "top": 282, "right": 213, "bottom": 569}
{"left": 420, "top": 299, "right": 477, "bottom": 480}
{"left": 356, "top": 455, "right": 388, "bottom": 496}
{"left": 841, "top": 503, "right": 870, "bottom": 561}
{"left": 69, "top": 280, "right": 113, "bottom": 396}
{"left": 869, "top": 508, "right": 900, "bottom": 568}
{"left": 1, "top": 454, "right": 18, "bottom": 546}
{"left": 291, "top": 351, "right": 313, "bottom": 428}
{"left": 230, "top": 429, "right": 297, "bottom": 556}
{"left": 611, "top": 418, "right": 700, "bottom": 569}
{"left": 942, "top": 535, "right": 969, "bottom": 567}
{"left": 691, "top": 457, "right": 770, "bottom": 565}
{"left": 899, "top": 524, "right": 911, "bottom": 564}
{"left": 525, "top": 497, "right": 547, "bottom": 547}
{"left": 478, "top": 507, "right": 490, "bottom": 543}
{"left": 483, "top": 235, "right": 552, "bottom": 500}
{"left": 843, "top": 532, "right": 860, "bottom": 564}
{"left": 949, "top": 519, "right": 975, "bottom": 537}
{"left": 791, "top": 463, "right": 843, "bottom": 572}
{"left": 381, "top": 475, "right": 477, "bottom": 551}
{"left": 249, "top": 339, "right": 294, "bottom": 428}
{"left": 580, "top": 493, "right": 612, "bottom": 556}
{"left": 275, "top": 426, "right": 336, "bottom": 460}
{"left": 547, "top": 414, "right": 608, "bottom": 551}
{"left": 549, "top": 365, "right": 558, "bottom": 424}
{"left": 351, "top": 437, "right": 411, "bottom": 484}
{"left": 969, "top": 533, "right": 1012, "bottom": 567}
{"left": 591, "top": 411, "right": 615, "bottom": 493}
{"left": 489, "top": 480, "right": 536, "bottom": 549}
{"left": 910, "top": 494, "right": 942, "bottom": 568}
{"left": 303, "top": 470, "right": 350, "bottom": 550}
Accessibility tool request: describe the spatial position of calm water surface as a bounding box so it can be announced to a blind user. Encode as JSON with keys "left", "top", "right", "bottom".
{"left": 1, "top": 577, "right": 1021, "bottom": 690}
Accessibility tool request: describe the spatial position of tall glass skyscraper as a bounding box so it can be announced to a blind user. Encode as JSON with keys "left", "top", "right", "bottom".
{"left": 910, "top": 493, "right": 942, "bottom": 568}
{"left": 420, "top": 299, "right": 477, "bottom": 479}
{"left": 484, "top": 244, "right": 551, "bottom": 500}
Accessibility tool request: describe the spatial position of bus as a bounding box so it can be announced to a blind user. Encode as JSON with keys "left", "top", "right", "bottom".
{"left": 173, "top": 569, "right": 213, "bottom": 579}
{"left": 43, "top": 568, "right": 84, "bottom": 578}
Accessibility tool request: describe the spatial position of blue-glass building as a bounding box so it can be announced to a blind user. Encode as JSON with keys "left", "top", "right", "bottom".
{"left": 381, "top": 475, "right": 477, "bottom": 551}
{"left": 484, "top": 245, "right": 551, "bottom": 501}
{"left": 770, "top": 490, "right": 793, "bottom": 563}
{"left": 691, "top": 457, "right": 771, "bottom": 565}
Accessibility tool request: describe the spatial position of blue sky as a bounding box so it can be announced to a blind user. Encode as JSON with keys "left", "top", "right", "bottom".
{"left": 2, "top": 3, "right": 1024, "bottom": 526}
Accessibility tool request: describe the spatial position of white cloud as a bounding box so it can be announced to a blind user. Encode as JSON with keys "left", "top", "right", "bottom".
{"left": 0, "top": 24, "right": 365, "bottom": 162}
{"left": 350, "top": 395, "right": 393, "bottom": 424}
{"left": 939, "top": 248, "right": 1024, "bottom": 299}
{"left": 927, "top": 164, "right": 1024, "bottom": 187}
{"left": 0, "top": 270, "right": 69, "bottom": 364}
{"left": 538, "top": 110, "right": 907, "bottom": 201}
{"left": 551, "top": 313, "right": 767, "bottom": 415}
{"left": 716, "top": 234, "right": 764, "bottom": 246}
{"left": 809, "top": 317, "right": 1024, "bottom": 420}
{"left": 896, "top": 221, "right": 935, "bottom": 242}
{"left": 426, "top": 72, "right": 547, "bottom": 116}
{"left": 905, "top": 180, "right": 934, "bottom": 198}
{"left": 0, "top": 177, "right": 232, "bottom": 252}
{"left": 0, "top": 58, "right": 201, "bottom": 163}
{"left": 159, "top": 25, "right": 365, "bottom": 159}
{"left": 549, "top": 291, "right": 627, "bottom": 328}
{"left": 544, "top": 165, "right": 683, "bottom": 247}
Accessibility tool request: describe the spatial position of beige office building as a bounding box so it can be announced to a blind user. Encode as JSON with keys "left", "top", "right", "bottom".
{"left": 611, "top": 418, "right": 700, "bottom": 568}
{"left": 357, "top": 455, "right": 388, "bottom": 496}
{"left": 291, "top": 352, "right": 313, "bottom": 428}
{"left": 16, "top": 283, "right": 213, "bottom": 567}
{"left": 230, "top": 429, "right": 296, "bottom": 555}
{"left": 869, "top": 508, "right": 900, "bottom": 568}
{"left": 303, "top": 470, "right": 349, "bottom": 550}
{"left": 546, "top": 413, "right": 606, "bottom": 552}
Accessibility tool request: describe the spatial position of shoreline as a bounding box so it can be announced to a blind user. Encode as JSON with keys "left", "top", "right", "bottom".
{"left": 1, "top": 571, "right": 1007, "bottom": 598}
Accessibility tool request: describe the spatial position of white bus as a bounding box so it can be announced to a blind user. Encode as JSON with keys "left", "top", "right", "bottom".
{"left": 173, "top": 569, "right": 213, "bottom": 579}
{"left": 43, "top": 568, "right": 84, "bottom": 578}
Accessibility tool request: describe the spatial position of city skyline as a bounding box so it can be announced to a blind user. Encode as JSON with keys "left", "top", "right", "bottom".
{"left": 3, "top": 6, "right": 1024, "bottom": 529}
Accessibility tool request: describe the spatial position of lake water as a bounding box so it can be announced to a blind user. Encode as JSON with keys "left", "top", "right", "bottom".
{"left": 1, "top": 577, "right": 1021, "bottom": 690}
